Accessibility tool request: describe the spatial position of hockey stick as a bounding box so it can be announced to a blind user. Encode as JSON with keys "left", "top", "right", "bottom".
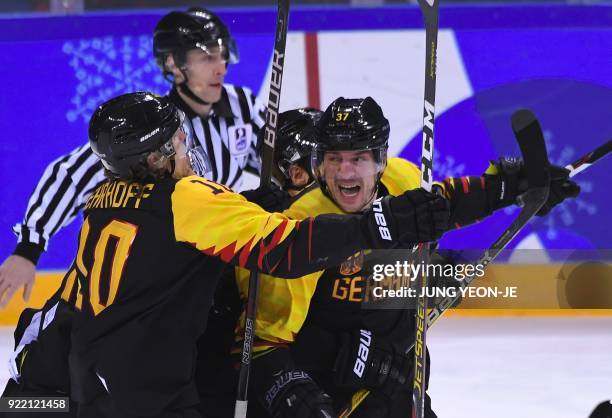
{"left": 235, "top": 1, "right": 290, "bottom": 417}
{"left": 410, "top": 0, "right": 440, "bottom": 417}
{"left": 427, "top": 136, "right": 611, "bottom": 325}
{"left": 566, "top": 139, "right": 611, "bottom": 177}
{"left": 338, "top": 135, "right": 610, "bottom": 418}
{"left": 427, "top": 109, "right": 550, "bottom": 324}
{"left": 338, "top": 109, "right": 551, "bottom": 418}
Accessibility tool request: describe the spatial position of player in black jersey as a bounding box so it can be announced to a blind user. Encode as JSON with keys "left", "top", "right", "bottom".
{"left": 0, "top": 7, "right": 265, "bottom": 311}
{"left": 237, "top": 97, "right": 580, "bottom": 418}
{"left": 13, "top": 91, "right": 449, "bottom": 418}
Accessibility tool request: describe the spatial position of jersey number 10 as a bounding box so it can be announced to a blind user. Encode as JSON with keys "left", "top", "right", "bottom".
{"left": 72, "top": 217, "right": 138, "bottom": 316}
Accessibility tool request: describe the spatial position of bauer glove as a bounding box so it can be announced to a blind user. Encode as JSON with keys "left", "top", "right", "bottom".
{"left": 333, "top": 328, "right": 412, "bottom": 401}
{"left": 361, "top": 188, "right": 450, "bottom": 249}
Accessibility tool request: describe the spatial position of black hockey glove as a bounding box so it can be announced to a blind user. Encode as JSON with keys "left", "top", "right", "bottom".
{"left": 252, "top": 347, "right": 334, "bottom": 418}
{"left": 241, "top": 183, "right": 290, "bottom": 212}
{"left": 536, "top": 164, "right": 580, "bottom": 216}
{"left": 333, "top": 329, "right": 411, "bottom": 401}
{"left": 263, "top": 370, "right": 334, "bottom": 418}
{"left": 361, "top": 188, "right": 450, "bottom": 249}
{"left": 485, "top": 157, "right": 580, "bottom": 216}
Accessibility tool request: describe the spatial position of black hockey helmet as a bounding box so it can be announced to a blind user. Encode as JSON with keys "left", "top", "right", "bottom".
{"left": 153, "top": 8, "right": 239, "bottom": 70}
{"left": 272, "top": 107, "right": 322, "bottom": 186}
{"left": 89, "top": 92, "right": 182, "bottom": 180}
{"left": 314, "top": 96, "right": 389, "bottom": 153}
{"left": 312, "top": 97, "right": 389, "bottom": 193}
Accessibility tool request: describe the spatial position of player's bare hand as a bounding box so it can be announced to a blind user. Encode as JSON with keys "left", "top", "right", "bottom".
{"left": 0, "top": 255, "right": 35, "bottom": 308}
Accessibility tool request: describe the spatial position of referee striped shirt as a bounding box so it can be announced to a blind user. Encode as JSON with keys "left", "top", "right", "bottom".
{"left": 13, "top": 84, "right": 266, "bottom": 263}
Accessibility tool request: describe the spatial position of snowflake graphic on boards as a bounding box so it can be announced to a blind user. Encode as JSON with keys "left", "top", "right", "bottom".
{"left": 433, "top": 153, "right": 466, "bottom": 179}
{"left": 502, "top": 130, "right": 595, "bottom": 241}
{"left": 63, "top": 35, "right": 168, "bottom": 124}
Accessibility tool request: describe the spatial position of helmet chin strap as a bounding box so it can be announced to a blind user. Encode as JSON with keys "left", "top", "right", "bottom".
{"left": 361, "top": 184, "right": 379, "bottom": 212}
{"left": 177, "top": 67, "right": 211, "bottom": 106}
{"left": 177, "top": 82, "right": 211, "bottom": 106}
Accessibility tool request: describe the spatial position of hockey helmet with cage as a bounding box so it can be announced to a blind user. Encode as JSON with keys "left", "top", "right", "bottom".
{"left": 153, "top": 8, "right": 239, "bottom": 71}
{"left": 271, "top": 107, "right": 322, "bottom": 187}
{"left": 89, "top": 92, "right": 209, "bottom": 180}
{"left": 311, "top": 97, "right": 390, "bottom": 193}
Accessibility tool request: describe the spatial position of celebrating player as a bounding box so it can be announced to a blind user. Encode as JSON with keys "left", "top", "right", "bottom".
{"left": 0, "top": 7, "right": 265, "bottom": 308}
{"left": 232, "top": 96, "right": 580, "bottom": 417}
{"left": 8, "top": 91, "right": 450, "bottom": 417}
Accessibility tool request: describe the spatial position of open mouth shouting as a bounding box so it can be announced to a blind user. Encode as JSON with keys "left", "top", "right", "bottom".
{"left": 337, "top": 182, "right": 361, "bottom": 197}
{"left": 331, "top": 179, "right": 367, "bottom": 212}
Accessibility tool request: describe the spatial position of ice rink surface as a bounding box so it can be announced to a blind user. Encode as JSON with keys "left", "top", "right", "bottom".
{"left": 0, "top": 315, "right": 609, "bottom": 417}
{"left": 427, "top": 316, "right": 612, "bottom": 418}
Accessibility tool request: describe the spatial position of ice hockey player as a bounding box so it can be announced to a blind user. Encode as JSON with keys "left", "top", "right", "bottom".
{"left": 40, "top": 91, "right": 450, "bottom": 417}
{"left": 233, "top": 96, "right": 580, "bottom": 418}
{"left": 194, "top": 107, "right": 323, "bottom": 417}
{"left": 0, "top": 7, "right": 265, "bottom": 309}
{"left": 271, "top": 108, "right": 322, "bottom": 197}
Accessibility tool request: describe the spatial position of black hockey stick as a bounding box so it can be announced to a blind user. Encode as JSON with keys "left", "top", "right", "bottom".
{"left": 235, "top": 1, "right": 290, "bottom": 417}
{"left": 566, "top": 139, "right": 611, "bottom": 177}
{"left": 426, "top": 135, "right": 611, "bottom": 325}
{"left": 427, "top": 109, "right": 550, "bottom": 325}
{"left": 410, "top": 0, "right": 440, "bottom": 417}
{"left": 338, "top": 109, "right": 550, "bottom": 418}
{"left": 338, "top": 132, "right": 610, "bottom": 418}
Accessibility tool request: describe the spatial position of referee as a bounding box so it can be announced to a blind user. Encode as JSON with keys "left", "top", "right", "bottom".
{"left": 0, "top": 8, "right": 266, "bottom": 307}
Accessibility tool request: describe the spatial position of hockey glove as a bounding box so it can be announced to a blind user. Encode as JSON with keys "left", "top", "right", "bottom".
{"left": 536, "top": 164, "right": 580, "bottom": 216}
{"left": 361, "top": 188, "right": 450, "bottom": 249}
{"left": 445, "top": 158, "right": 581, "bottom": 227}
{"left": 252, "top": 347, "right": 334, "bottom": 418}
{"left": 485, "top": 157, "right": 580, "bottom": 215}
{"left": 240, "top": 183, "right": 290, "bottom": 212}
{"left": 333, "top": 329, "right": 411, "bottom": 401}
{"left": 263, "top": 370, "right": 334, "bottom": 418}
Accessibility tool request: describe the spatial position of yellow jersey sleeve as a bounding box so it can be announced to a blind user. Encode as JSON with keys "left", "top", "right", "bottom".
{"left": 171, "top": 176, "right": 366, "bottom": 278}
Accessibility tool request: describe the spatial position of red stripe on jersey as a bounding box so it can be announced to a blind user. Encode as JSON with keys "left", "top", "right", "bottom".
{"left": 461, "top": 177, "right": 470, "bottom": 194}
{"left": 238, "top": 236, "right": 255, "bottom": 268}
{"left": 216, "top": 241, "right": 238, "bottom": 263}
{"left": 269, "top": 258, "right": 282, "bottom": 275}
{"left": 257, "top": 219, "right": 289, "bottom": 270}
{"left": 480, "top": 176, "right": 485, "bottom": 189}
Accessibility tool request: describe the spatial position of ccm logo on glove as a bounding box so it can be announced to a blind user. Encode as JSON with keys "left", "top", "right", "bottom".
{"left": 372, "top": 198, "right": 392, "bottom": 241}
{"left": 353, "top": 329, "right": 372, "bottom": 377}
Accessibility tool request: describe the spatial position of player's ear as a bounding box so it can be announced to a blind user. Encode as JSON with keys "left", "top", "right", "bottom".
{"left": 164, "top": 54, "right": 185, "bottom": 83}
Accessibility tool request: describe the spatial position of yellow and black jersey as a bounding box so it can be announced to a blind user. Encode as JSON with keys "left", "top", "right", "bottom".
{"left": 234, "top": 157, "right": 422, "bottom": 350}
{"left": 67, "top": 175, "right": 371, "bottom": 413}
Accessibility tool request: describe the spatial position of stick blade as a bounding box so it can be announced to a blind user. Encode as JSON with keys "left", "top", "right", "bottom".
{"left": 511, "top": 109, "right": 550, "bottom": 189}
